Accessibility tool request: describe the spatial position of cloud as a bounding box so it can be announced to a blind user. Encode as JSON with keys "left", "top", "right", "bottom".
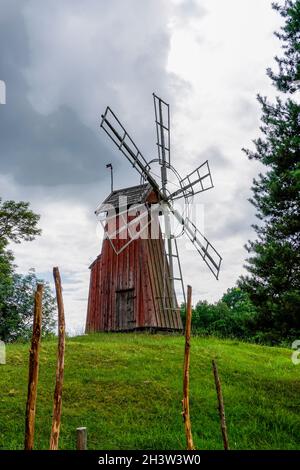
{"left": 171, "top": 0, "right": 207, "bottom": 27}
{"left": 0, "top": 1, "right": 119, "bottom": 187}
{"left": 21, "top": 0, "right": 188, "bottom": 151}
{"left": 233, "top": 97, "right": 261, "bottom": 132}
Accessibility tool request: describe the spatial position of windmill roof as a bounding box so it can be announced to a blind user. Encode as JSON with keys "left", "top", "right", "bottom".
{"left": 95, "top": 183, "right": 153, "bottom": 213}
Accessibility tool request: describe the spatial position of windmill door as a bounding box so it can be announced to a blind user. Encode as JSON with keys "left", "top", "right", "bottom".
{"left": 116, "top": 288, "right": 135, "bottom": 330}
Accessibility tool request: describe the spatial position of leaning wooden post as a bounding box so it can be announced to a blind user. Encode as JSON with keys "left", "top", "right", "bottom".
{"left": 49, "top": 267, "right": 66, "bottom": 450}
{"left": 76, "top": 427, "right": 87, "bottom": 450}
{"left": 24, "top": 283, "right": 43, "bottom": 450}
{"left": 212, "top": 359, "right": 229, "bottom": 450}
{"left": 182, "top": 285, "right": 195, "bottom": 450}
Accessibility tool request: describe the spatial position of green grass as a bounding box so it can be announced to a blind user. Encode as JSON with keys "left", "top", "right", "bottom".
{"left": 0, "top": 333, "right": 299, "bottom": 450}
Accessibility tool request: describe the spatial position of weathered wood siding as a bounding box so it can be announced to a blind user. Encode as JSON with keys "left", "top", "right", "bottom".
{"left": 85, "top": 223, "right": 183, "bottom": 332}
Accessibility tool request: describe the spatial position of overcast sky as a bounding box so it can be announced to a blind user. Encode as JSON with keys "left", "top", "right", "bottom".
{"left": 0, "top": 0, "right": 283, "bottom": 333}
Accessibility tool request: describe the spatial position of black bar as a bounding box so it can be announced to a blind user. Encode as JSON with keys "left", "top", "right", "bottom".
{"left": 0, "top": 451, "right": 299, "bottom": 468}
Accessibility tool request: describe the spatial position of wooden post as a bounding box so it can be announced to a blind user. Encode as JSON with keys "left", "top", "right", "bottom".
{"left": 182, "top": 285, "right": 195, "bottom": 450}
{"left": 212, "top": 359, "right": 229, "bottom": 450}
{"left": 49, "top": 267, "right": 66, "bottom": 450}
{"left": 24, "top": 283, "right": 43, "bottom": 450}
{"left": 76, "top": 427, "right": 87, "bottom": 450}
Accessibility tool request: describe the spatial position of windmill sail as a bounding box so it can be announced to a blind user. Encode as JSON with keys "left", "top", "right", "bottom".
{"left": 101, "top": 107, "right": 160, "bottom": 193}
{"left": 171, "top": 208, "right": 222, "bottom": 279}
{"left": 153, "top": 93, "right": 170, "bottom": 167}
{"left": 168, "top": 161, "right": 214, "bottom": 200}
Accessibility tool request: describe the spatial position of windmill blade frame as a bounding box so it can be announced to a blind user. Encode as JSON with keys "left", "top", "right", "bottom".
{"left": 170, "top": 207, "right": 222, "bottom": 279}
{"left": 153, "top": 93, "right": 171, "bottom": 167}
{"left": 101, "top": 107, "right": 160, "bottom": 194}
{"left": 168, "top": 160, "right": 214, "bottom": 201}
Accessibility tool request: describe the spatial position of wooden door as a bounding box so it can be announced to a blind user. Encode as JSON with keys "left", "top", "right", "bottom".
{"left": 116, "top": 289, "right": 135, "bottom": 330}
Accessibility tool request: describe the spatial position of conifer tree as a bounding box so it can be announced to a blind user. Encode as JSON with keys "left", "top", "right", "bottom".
{"left": 239, "top": 0, "right": 300, "bottom": 341}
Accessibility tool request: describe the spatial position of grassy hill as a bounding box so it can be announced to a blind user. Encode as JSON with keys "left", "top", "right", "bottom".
{"left": 0, "top": 333, "right": 299, "bottom": 450}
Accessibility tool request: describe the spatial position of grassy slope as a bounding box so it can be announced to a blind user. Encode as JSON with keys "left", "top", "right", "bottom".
{"left": 0, "top": 333, "right": 299, "bottom": 450}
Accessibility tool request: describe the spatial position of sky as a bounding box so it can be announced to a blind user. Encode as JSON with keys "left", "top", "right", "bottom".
{"left": 0, "top": 0, "right": 283, "bottom": 334}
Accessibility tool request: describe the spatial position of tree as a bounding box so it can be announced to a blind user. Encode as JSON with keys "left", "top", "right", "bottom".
{"left": 0, "top": 198, "right": 41, "bottom": 244}
{"left": 0, "top": 198, "right": 56, "bottom": 342}
{"left": 267, "top": 0, "right": 300, "bottom": 93}
{"left": 0, "top": 241, "right": 15, "bottom": 338}
{"left": 0, "top": 270, "right": 56, "bottom": 342}
{"left": 180, "top": 291, "right": 257, "bottom": 341}
{"left": 239, "top": 0, "right": 300, "bottom": 342}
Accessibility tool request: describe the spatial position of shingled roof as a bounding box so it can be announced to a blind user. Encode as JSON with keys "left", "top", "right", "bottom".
{"left": 95, "top": 183, "right": 153, "bottom": 213}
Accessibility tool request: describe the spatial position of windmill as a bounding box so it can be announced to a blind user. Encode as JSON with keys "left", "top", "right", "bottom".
{"left": 85, "top": 93, "right": 222, "bottom": 333}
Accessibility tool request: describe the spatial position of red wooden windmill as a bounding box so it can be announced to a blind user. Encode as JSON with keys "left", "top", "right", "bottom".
{"left": 85, "top": 94, "right": 222, "bottom": 332}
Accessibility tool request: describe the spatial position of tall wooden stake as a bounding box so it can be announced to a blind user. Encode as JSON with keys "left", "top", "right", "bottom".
{"left": 49, "top": 267, "right": 66, "bottom": 450}
{"left": 182, "top": 285, "right": 195, "bottom": 450}
{"left": 212, "top": 359, "right": 229, "bottom": 450}
{"left": 24, "top": 283, "right": 43, "bottom": 450}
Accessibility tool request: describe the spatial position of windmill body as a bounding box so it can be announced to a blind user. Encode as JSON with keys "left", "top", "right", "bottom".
{"left": 85, "top": 184, "right": 183, "bottom": 332}
{"left": 85, "top": 93, "right": 222, "bottom": 333}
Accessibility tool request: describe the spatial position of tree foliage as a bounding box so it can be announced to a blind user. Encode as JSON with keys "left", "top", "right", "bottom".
{"left": 238, "top": 0, "right": 300, "bottom": 342}
{"left": 0, "top": 198, "right": 41, "bottom": 245}
{"left": 181, "top": 288, "right": 259, "bottom": 342}
{"left": 0, "top": 270, "right": 56, "bottom": 343}
{"left": 0, "top": 198, "right": 56, "bottom": 342}
{"left": 267, "top": 0, "right": 300, "bottom": 93}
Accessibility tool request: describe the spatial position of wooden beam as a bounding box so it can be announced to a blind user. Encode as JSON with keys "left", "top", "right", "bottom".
{"left": 49, "top": 267, "right": 66, "bottom": 450}
{"left": 24, "top": 283, "right": 43, "bottom": 450}
{"left": 182, "top": 285, "right": 195, "bottom": 450}
{"left": 212, "top": 359, "right": 229, "bottom": 450}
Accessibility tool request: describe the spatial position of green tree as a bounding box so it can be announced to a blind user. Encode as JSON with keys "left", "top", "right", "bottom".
{"left": 0, "top": 270, "right": 56, "bottom": 342}
{"left": 0, "top": 198, "right": 41, "bottom": 244}
{"left": 267, "top": 0, "right": 300, "bottom": 93}
{"left": 239, "top": 0, "right": 300, "bottom": 342}
{"left": 0, "top": 198, "right": 56, "bottom": 342}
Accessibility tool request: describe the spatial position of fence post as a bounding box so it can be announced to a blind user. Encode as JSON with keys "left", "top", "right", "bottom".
{"left": 212, "top": 359, "right": 229, "bottom": 450}
{"left": 49, "top": 267, "right": 66, "bottom": 450}
{"left": 76, "top": 427, "right": 87, "bottom": 450}
{"left": 182, "top": 285, "right": 195, "bottom": 450}
{"left": 24, "top": 283, "right": 43, "bottom": 450}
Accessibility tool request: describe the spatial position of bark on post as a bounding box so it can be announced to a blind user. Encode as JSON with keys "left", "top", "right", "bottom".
{"left": 24, "top": 283, "right": 43, "bottom": 450}
{"left": 212, "top": 359, "right": 229, "bottom": 450}
{"left": 182, "top": 285, "right": 195, "bottom": 450}
{"left": 76, "top": 427, "right": 87, "bottom": 450}
{"left": 49, "top": 267, "right": 66, "bottom": 450}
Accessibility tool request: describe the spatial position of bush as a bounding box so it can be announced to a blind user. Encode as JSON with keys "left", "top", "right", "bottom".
{"left": 179, "top": 287, "right": 296, "bottom": 345}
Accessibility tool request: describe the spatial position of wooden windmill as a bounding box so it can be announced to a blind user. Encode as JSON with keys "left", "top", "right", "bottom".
{"left": 85, "top": 94, "right": 222, "bottom": 333}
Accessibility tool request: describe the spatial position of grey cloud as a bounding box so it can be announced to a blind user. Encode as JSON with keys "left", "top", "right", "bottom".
{"left": 21, "top": 0, "right": 187, "bottom": 158}
{"left": 0, "top": 0, "right": 184, "bottom": 188}
{"left": 0, "top": 99, "right": 119, "bottom": 186}
{"left": 175, "top": 0, "right": 206, "bottom": 21}
{"left": 219, "top": 208, "right": 256, "bottom": 240}
{"left": 205, "top": 190, "right": 256, "bottom": 242}
{"left": 0, "top": 1, "right": 118, "bottom": 186}
{"left": 234, "top": 97, "right": 260, "bottom": 132}
{"left": 198, "top": 145, "right": 230, "bottom": 169}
